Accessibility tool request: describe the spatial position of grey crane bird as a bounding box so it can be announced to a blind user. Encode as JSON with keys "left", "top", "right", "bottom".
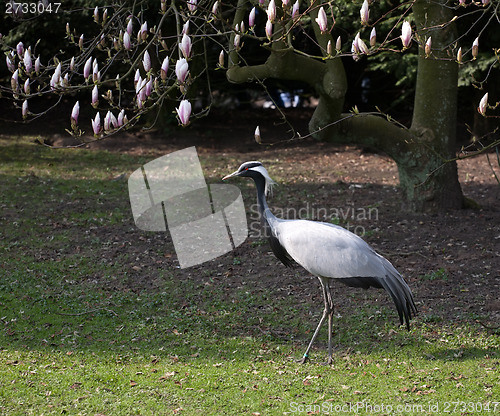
{"left": 223, "top": 161, "right": 417, "bottom": 364}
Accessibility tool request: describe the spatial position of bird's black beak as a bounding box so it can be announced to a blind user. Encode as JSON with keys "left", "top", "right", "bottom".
{"left": 222, "top": 170, "right": 240, "bottom": 181}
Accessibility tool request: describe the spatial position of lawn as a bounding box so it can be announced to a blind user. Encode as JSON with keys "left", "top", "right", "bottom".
{"left": 0, "top": 133, "right": 498, "bottom": 415}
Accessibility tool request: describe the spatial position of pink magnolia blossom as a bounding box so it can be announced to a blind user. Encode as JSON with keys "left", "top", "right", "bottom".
{"left": 16, "top": 42, "right": 24, "bottom": 58}
{"left": 249, "top": 7, "right": 256, "bottom": 28}
{"left": 360, "top": 0, "right": 369, "bottom": 25}
{"left": 179, "top": 33, "right": 192, "bottom": 59}
{"left": 22, "top": 100, "right": 28, "bottom": 119}
{"left": 123, "top": 31, "right": 131, "bottom": 50}
{"left": 23, "top": 49, "right": 32, "bottom": 73}
{"left": 265, "top": 19, "right": 273, "bottom": 40}
{"left": 143, "top": 50, "right": 151, "bottom": 72}
{"left": 71, "top": 101, "right": 80, "bottom": 128}
{"left": 83, "top": 57, "right": 92, "bottom": 80}
{"left": 140, "top": 22, "right": 148, "bottom": 40}
{"left": 292, "top": 0, "right": 299, "bottom": 19}
{"left": 35, "top": 56, "right": 41, "bottom": 73}
{"left": 401, "top": 21, "right": 412, "bottom": 49}
{"left": 315, "top": 7, "right": 328, "bottom": 34}
{"left": 92, "top": 112, "right": 101, "bottom": 135}
{"left": 92, "top": 85, "right": 99, "bottom": 108}
{"left": 267, "top": 0, "right": 276, "bottom": 23}
{"left": 176, "top": 99, "right": 192, "bottom": 125}
{"left": 117, "top": 109, "right": 127, "bottom": 126}
{"left": 175, "top": 58, "right": 189, "bottom": 83}
{"left": 369, "top": 28, "right": 376, "bottom": 47}
{"left": 187, "top": 0, "right": 197, "bottom": 13}
{"left": 6, "top": 53, "right": 15, "bottom": 73}
{"left": 161, "top": 56, "right": 169, "bottom": 80}
{"left": 11, "top": 69, "right": 19, "bottom": 92}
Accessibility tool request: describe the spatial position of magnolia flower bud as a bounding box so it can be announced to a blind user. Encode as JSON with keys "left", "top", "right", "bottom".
{"left": 16, "top": 42, "right": 24, "bottom": 58}
{"left": 182, "top": 21, "right": 190, "bottom": 35}
{"left": 180, "top": 33, "right": 192, "bottom": 59}
{"left": 292, "top": 0, "right": 299, "bottom": 19}
{"left": 71, "top": 101, "right": 79, "bottom": 129}
{"left": 22, "top": 100, "right": 28, "bottom": 119}
{"left": 472, "top": 37, "right": 478, "bottom": 59}
{"left": 11, "top": 69, "right": 19, "bottom": 92}
{"left": 143, "top": 50, "right": 151, "bottom": 72}
{"left": 249, "top": 7, "right": 256, "bottom": 29}
{"left": 369, "top": 28, "right": 376, "bottom": 47}
{"left": 456, "top": 47, "right": 463, "bottom": 63}
{"left": 24, "top": 78, "right": 30, "bottom": 94}
{"left": 425, "top": 37, "right": 431, "bottom": 57}
{"left": 94, "top": 6, "right": 99, "bottom": 24}
{"left": 79, "top": 34, "right": 84, "bottom": 50}
{"left": 83, "top": 57, "right": 92, "bottom": 80}
{"left": 140, "top": 22, "right": 148, "bottom": 40}
{"left": 161, "top": 56, "right": 169, "bottom": 80}
{"left": 254, "top": 126, "right": 261, "bottom": 144}
{"left": 315, "top": 7, "right": 328, "bottom": 34}
{"left": 176, "top": 99, "right": 192, "bottom": 125}
{"left": 360, "top": 0, "right": 369, "bottom": 26}
{"left": 234, "top": 34, "right": 241, "bottom": 50}
{"left": 35, "top": 56, "right": 41, "bottom": 74}
{"left": 267, "top": 0, "right": 276, "bottom": 23}
{"left": 92, "top": 85, "right": 99, "bottom": 108}
{"left": 218, "top": 49, "right": 225, "bottom": 68}
{"left": 327, "top": 40, "right": 332, "bottom": 55}
{"left": 127, "top": 18, "right": 133, "bottom": 35}
{"left": 401, "top": 21, "right": 412, "bottom": 49}
{"left": 478, "top": 92, "right": 488, "bottom": 116}
{"left": 265, "top": 19, "right": 273, "bottom": 40}
{"left": 123, "top": 31, "right": 131, "bottom": 50}
{"left": 23, "top": 49, "right": 32, "bottom": 72}
{"left": 336, "top": 36, "right": 342, "bottom": 52}
{"left": 211, "top": 1, "right": 218, "bottom": 15}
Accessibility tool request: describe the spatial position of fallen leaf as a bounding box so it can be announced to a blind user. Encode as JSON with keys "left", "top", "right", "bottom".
{"left": 130, "top": 380, "right": 137, "bottom": 387}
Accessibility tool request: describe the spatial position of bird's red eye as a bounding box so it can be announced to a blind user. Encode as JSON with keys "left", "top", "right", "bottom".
{"left": 245, "top": 167, "right": 249, "bottom": 170}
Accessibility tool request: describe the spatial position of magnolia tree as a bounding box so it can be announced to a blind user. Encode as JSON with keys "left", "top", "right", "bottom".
{"left": 2, "top": 0, "right": 499, "bottom": 211}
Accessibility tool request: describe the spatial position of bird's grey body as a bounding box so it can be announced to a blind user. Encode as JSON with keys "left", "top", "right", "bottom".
{"left": 223, "top": 161, "right": 416, "bottom": 363}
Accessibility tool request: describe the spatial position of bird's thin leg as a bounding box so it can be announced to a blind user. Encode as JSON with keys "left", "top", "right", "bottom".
{"left": 298, "top": 278, "right": 330, "bottom": 364}
{"left": 325, "top": 279, "right": 335, "bottom": 365}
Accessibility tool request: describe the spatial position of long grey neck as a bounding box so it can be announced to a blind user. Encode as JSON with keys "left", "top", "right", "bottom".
{"left": 254, "top": 175, "right": 278, "bottom": 229}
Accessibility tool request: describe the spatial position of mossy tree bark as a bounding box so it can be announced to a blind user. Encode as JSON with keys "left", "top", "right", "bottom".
{"left": 226, "top": 0, "right": 464, "bottom": 212}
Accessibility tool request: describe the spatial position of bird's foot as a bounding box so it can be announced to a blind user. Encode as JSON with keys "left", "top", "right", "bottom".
{"left": 296, "top": 354, "right": 309, "bottom": 364}
{"left": 320, "top": 356, "right": 334, "bottom": 366}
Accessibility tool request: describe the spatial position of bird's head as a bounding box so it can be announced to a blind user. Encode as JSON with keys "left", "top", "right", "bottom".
{"left": 223, "top": 161, "right": 276, "bottom": 196}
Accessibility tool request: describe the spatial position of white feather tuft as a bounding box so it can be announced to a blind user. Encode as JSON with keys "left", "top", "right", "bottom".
{"left": 250, "top": 165, "right": 276, "bottom": 196}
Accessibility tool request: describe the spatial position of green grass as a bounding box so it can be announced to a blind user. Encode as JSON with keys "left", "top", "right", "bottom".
{"left": 1, "top": 136, "right": 499, "bottom": 415}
